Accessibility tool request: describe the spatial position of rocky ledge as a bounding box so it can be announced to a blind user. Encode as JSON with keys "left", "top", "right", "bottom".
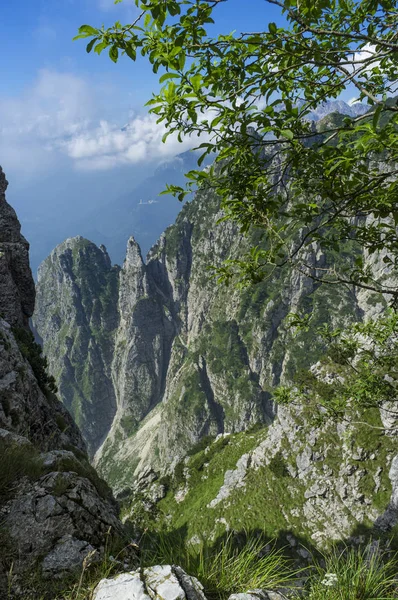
{"left": 1, "top": 429, "right": 124, "bottom": 579}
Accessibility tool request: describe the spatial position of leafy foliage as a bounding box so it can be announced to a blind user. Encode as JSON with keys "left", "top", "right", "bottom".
{"left": 76, "top": 0, "right": 398, "bottom": 298}
{"left": 275, "top": 310, "right": 398, "bottom": 426}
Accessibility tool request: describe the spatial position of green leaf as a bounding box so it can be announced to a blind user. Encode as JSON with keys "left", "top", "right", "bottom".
{"left": 78, "top": 24, "right": 98, "bottom": 36}
{"left": 168, "top": 2, "right": 181, "bottom": 16}
{"left": 178, "top": 52, "right": 186, "bottom": 70}
{"left": 125, "top": 45, "right": 137, "bottom": 61}
{"left": 190, "top": 74, "right": 202, "bottom": 92}
{"left": 210, "top": 115, "right": 223, "bottom": 128}
{"left": 86, "top": 38, "right": 97, "bottom": 53}
{"left": 162, "top": 131, "right": 172, "bottom": 143}
{"left": 94, "top": 41, "right": 108, "bottom": 55}
{"left": 280, "top": 129, "right": 294, "bottom": 140}
{"left": 159, "top": 72, "right": 180, "bottom": 83}
{"left": 151, "top": 4, "right": 160, "bottom": 19}
{"left": 109, "top": 45, "right": 119, "bottom": 63}
{"left": 372, "top": 104, "right": 383, "bottom": 130}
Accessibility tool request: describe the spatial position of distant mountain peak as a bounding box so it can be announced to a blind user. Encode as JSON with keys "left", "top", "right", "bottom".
{"left": 301, "top": 99, "right": 369, "bottom": 121}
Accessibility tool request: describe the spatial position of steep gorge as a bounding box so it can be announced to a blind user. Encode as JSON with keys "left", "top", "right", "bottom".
{"left": 33, "top": 150, "right": 398, "bottom": 548}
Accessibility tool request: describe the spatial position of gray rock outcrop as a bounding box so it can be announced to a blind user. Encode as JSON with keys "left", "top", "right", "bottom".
{"left": 228, "top": 592, "right": 287, "bottom": 600}
{"left": 0, "top": 318, "right": 84, "bottom": 451}
{"left": 91, "top": 566, "right": 288, "bottom": 600}
{"left": 92, "top": 565, "right": 207, "bottom": 600}
{"left": 0, "top": 166, "right": 35, "bottom": 328}
{"left": 112, "top": 236, "right": 175, "bottom": 425}
{"left": 2, "top": 441, "right": 123, "bottom": 578}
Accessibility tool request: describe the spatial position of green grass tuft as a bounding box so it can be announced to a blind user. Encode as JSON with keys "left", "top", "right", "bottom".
{"left": 0, "top": 443, "right": 43, "bottom": 505}
{"left": 307, "top": 543, "right": 398, "bottom": 599}
{"left": 140, "top": 530, "right": 298, "bottom": 600}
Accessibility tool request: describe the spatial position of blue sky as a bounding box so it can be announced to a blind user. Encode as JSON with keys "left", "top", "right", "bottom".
{"left": 1, "top": 0, "right": 281, "bottom": 101}
{"left": 1, "top": 0, "right": 360, "bottom": 271}
{"left": 0, "top": 0, "right": 287, "bottom": 269}
{"left": 0, "top": 0, "right": 284, "bottom": 180}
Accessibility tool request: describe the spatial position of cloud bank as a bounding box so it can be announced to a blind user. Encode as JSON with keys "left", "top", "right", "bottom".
{"left": 0, "top": 69, "right": 197, "bottom": 176}
{"left": 62, "top": 113, "right": 198, "bottom": 170}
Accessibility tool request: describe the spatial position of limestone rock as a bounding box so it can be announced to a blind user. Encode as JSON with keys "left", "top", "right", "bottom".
{"left": 93, "top": 572, "right": 148, "bottom": 600}
{"left": 228, "top": 592, "right": 288, "bottom": 600}
{"left": 0, "top": 319, "right": 84, "bottom": 452}
{"left": 0, "top": 427, "right": 32, "bottom": 448}
{"left": 92, "top": 565, "right": 207, "bottom": 600}
{"left": 208, "top": 453, "right": 251, "bottom": 508}
{"left": 111, "top": 235, "right": 176, "bottom": 426}
{"left": 33, "top": 236, "right": 120, "bottom": 455}
{"left": 0, "top": 166, "right": 35, "bottom": 328}
{"left": 4, "top": 465, "right": 123, "bottom": 577}
{"left": 41, "top": 535, "right": 99, "bottom": 577}
{"left": 374, "top": 455, "right": 398, "bottom": 531}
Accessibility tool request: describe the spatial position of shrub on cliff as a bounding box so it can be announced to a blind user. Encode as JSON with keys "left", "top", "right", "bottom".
{"left": 12, "top": 327, "right": 58, "bottom": 395}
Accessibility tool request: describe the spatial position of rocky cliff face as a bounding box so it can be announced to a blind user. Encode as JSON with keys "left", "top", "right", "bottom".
{"left": 0, "top": 168, "right": 125, "bottom": 597}
{"left": 0, "top": 166, "right": 35, "bottom": 328}
{"left": 0, "top": 166, "right": 82, "bottom": 452}
{"left": 34, "top": 237, "right": 120, "bottom": 455}
{"left": 94, "top": 187, "right": 371, "bottom": 489}
{"left": 131, "top": 402, "right": 397, "bottom": 550}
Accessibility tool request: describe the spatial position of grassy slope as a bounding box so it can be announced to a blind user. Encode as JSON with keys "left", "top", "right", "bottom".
{"left": 124, "top": 401, "right": 397, "bottom": 550}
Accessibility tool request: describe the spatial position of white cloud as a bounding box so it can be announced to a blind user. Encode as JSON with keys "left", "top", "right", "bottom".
{"left": 0, "top": 70, "right": 94, "bottom": 136}
{"left": 0, "top": 68, "right": 205, "bottom": 176}
{"left": 350, "top": 43, "right": 379, "bottom": 77}
{"left": 347, "top": 96, "right": 361, "bottom": 106}
{"left": 352, "top": 43, "right": 376, "bottom": 65}
{"left": 0, "top": 70, "right": 96, "bottom": 176}
{"left": 62, "top": 112, "right": 202, "bottom": 170}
